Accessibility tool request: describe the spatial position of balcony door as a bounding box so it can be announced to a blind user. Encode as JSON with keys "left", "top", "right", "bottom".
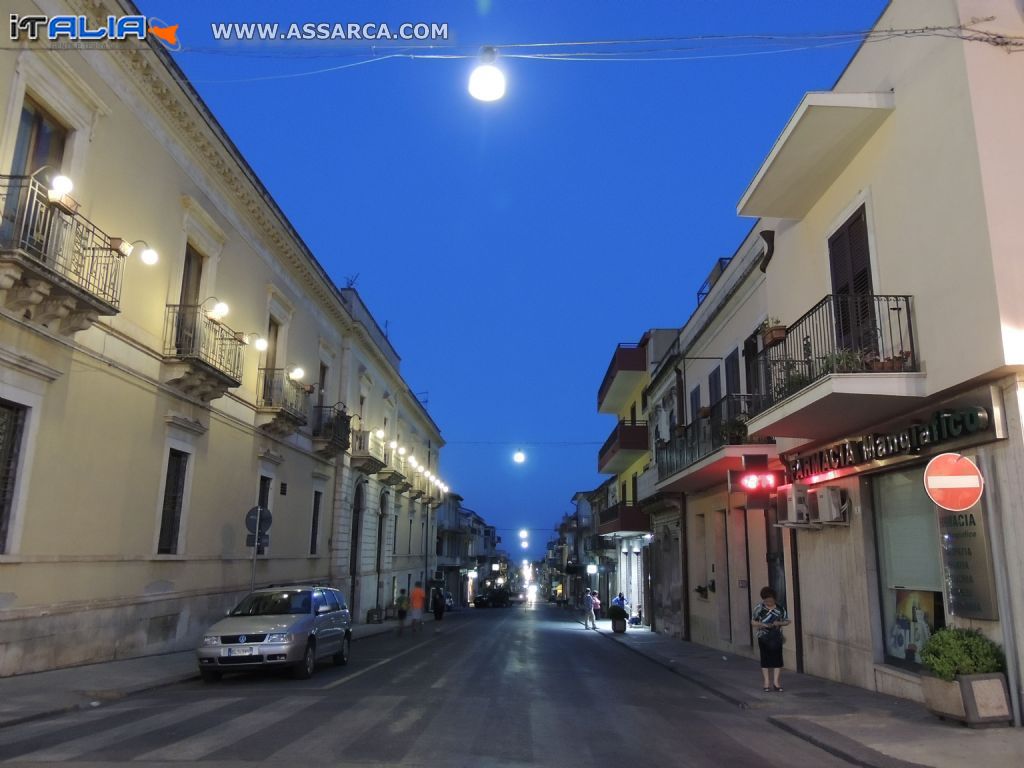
{"left": 262, "top": 318, "right": 280, "bottom": 404}
{"left": 828, "top": 206, "right": 876, "bottom": 352}
{"left": 6, "top": 98, "right": 68, "bottom": 258}
{"left": 175, "top": 244, "right": 203, "bottom": 355}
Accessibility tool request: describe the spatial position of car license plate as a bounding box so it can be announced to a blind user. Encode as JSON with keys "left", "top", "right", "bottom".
{"left": 223, "top": 646, "right": 255, "bottom": 657}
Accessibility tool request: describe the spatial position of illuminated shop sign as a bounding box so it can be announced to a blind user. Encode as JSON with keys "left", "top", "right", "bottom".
{"left": 788, "top": 407, "right": 990, "bottom": 482}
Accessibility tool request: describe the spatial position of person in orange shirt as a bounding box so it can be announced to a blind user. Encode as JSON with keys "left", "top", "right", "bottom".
{"left": 410, "top": 581, "right": 426, "bottom": 633}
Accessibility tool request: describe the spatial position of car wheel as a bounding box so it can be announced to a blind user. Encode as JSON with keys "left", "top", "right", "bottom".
{"left": 200, "top": 669, "right": 222, "bottom": 683}
{"left": 293, "top": 641, "right": 316, "bottom": 679}
{"left": 333, "top": 634, "right": 350, "bottom": 666}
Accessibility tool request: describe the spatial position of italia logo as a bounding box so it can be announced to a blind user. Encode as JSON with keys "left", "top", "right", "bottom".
{"left": 8, "top": 14, "right": 181, "bottom": 50}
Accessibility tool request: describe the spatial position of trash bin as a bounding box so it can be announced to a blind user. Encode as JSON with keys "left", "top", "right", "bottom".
{"left": 366, "top": 608, "right": 382, "bottom": 624}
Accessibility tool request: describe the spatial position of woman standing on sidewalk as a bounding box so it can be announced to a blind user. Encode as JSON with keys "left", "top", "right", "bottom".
{"left": 752, "top": 586, "right": 790, "bottom": 692}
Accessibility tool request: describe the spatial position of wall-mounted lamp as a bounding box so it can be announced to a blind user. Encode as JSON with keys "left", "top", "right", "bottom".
{"left": 374, "top": 429, "right": 385, "bottom": 439}
{"left": 235, "top": 331, "right": 268, "bottom": 351}
{"left": 287, "top": 366, "right": 305, "bottom": 381}
{"left": 199, "top": 296, "right": 229, "bottom": 320}
{"left": 109, "top": 238, "right": 159, "bottom": 266}
{"left": 32, "top": 167, "right": 78, "bottom": 214}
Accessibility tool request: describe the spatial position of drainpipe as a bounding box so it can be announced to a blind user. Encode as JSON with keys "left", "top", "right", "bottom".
{"left": 679, "top": 493, "right": 690, "bottom": 642}
{"left": 978, "top": 452, "right": 1022, "bottom": 727}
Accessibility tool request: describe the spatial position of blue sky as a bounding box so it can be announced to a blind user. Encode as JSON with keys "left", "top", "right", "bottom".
{"left": 138, "top": 0, "right": 888, "bottom": 558}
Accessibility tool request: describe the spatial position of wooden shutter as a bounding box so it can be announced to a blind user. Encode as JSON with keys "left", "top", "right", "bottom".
{"left": 829, "top": 206, "right": 875, "bottom": 351}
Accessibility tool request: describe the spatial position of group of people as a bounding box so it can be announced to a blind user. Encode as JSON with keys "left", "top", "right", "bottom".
{"left": 581, "top": 589, "right": 627, "bottom": 630}
{"left": 395, "top": 581, "right": 448, "bottom": 635}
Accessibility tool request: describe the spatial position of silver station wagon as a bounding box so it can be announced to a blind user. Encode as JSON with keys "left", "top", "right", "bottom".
{"left": 197, "top": 585, "right": 352, "bottom": 681}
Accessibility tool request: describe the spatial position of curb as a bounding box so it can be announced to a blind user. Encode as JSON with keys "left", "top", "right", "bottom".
{"left": 594, "top": 627, "right": 751, "bottom": 709}
{"left": 769, "top": 715, "right": 932, "bottom": 768}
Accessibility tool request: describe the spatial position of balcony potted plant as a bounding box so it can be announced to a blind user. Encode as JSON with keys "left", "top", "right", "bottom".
{"left": 919, "top": 627, "right": 1012, "bottom": 727}
{"left": 719, "top": 418, "right": 748, "bottom": 445}
{"left": 607, "top": 603, "right": 628, "bottom": 634}
{"left": 759, "top": 317, "right": 786, "bottom": 348}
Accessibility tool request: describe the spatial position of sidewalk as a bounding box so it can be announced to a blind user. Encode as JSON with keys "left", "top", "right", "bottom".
{"left": 0, "top": 616, "right": 415, "bottom": 729}
{"left": 587, "top": 616, "right": 1024, "bottom": 768}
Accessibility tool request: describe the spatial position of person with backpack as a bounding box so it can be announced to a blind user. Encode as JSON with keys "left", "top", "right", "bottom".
{"left": 396, "top": 588, "right": 410, "bottom": 636}
{"left": 582, "top": 588, "right": 597, "bottom": 630}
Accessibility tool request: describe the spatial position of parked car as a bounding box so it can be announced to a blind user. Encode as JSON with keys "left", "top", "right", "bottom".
{"left": 473, "top": 592, "right": 492, "bottom": 608}
{"left": 489, "top": 589, "right": 511, "bottom": 607}
{"left": 197, "top": 585, "right": 351, "bottom": 682}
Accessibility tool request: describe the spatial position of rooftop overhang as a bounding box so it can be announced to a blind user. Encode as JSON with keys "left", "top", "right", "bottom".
{"left": 737, "top": 92, "right": 895, "bottom": 220}
{"left": 745, "top": 373, "right": 928, "bottom": 441}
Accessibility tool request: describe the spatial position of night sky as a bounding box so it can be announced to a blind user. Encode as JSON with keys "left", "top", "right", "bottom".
{"left": 137, "top": 0, "right": 889, "bottom": 559}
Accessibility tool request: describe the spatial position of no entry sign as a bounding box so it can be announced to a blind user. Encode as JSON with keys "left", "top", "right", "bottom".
{"left": 924, "top": 453, "right": 984, "bottom": 512}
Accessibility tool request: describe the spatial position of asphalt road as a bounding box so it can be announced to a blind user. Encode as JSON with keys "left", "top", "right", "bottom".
{"left": 0, "top": 604, "right": 849, "bottom": 766}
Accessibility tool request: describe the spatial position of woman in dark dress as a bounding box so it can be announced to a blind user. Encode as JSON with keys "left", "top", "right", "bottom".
{"left": 751, "top": 586, "right": 791, "bottom": 692}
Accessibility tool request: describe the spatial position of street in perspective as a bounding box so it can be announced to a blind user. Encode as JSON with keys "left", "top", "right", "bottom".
{"left": 2, "top": 1, "right": 1024, "bottom": 767}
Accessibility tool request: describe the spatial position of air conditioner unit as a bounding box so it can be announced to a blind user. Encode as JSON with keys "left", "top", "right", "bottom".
{"left": 778, "top": 483, "right": 812, "bottom": 524}
{"left": 814, "top": 486, "right": 846, "bottom": 523}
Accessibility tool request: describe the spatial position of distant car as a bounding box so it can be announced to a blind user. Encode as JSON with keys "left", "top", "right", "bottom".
{"left": 473, "top": 592, "right": 491, "bottom": 608}
{"left": 509, "top": 589, "right": 527, "bottom": 604}
{"left": 197, "top": 585, "right": 351, "bottom": 682}
{"left": 490, "top": 589, "right": 511, "bottom": 607}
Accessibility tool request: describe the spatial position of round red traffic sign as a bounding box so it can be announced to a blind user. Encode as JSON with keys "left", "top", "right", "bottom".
{"left": 924, "top": 453, "right": 984, "bottom": 512}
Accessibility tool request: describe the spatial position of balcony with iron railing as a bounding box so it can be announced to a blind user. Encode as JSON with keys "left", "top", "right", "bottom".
{"left": 656, "top": 393, "right": 777, "bottom": 493}
{"left": 407, "top": 472, "right": 427, "bottom": 500}
{"left": 0, "top": 174, "right": 125, "bottom": 334}
{"left": 745, "top": 294, "right": 924, "bottom": 440}
{"left": 255, "top": 368, "right": 310, "bottom": 435}
{"left": 311, "top": 404, "right": 351, "bottom": 457}
{"left": 597, "top": 502, "right": 650, "bottom": 536}
{"left": 162, "top": 305, "right": 246, "bottom": 402}
{"left": 378, "top": 450, "right": 409, "bottom": 490}
{"left": 598, "top": 420, "right": 649, "bottom": 475}
{"left": 350, "top": 429, "right": 386, "bottom": 474}
{"left": 597, "top": 343, "right": 647, "bottom": 413}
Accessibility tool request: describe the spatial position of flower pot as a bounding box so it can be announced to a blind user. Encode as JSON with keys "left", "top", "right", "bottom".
{"left": 921, "top": 673, "right": 1012, "bottom": 727}
{"left": 612, "top": 618, "right": 627, "bottom": 634}
{"left": 760, "top": 326, "right": 786, "bottom": 348}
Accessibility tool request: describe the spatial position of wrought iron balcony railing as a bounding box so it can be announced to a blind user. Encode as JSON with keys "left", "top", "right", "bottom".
{"left": 657, "top": 394, "right": 775, "bottom": 481}
{"left": 256, "top": 368, "right": 310, "bottom": 420}
{"left": 0, "top": 174, "right": 124, "bottom": 309}
{"left": 312, "top": 405, "right": 351, "bottom": 452}
{"left": 748, "top": 294, "right": 917, "bottom": 418}
{"left": 163, "top": 305, "right": 245, "bottom": 383}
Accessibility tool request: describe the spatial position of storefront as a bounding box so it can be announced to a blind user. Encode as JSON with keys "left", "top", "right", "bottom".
{"left": 781, "top": 383, "right": 1014, "bottom": 700}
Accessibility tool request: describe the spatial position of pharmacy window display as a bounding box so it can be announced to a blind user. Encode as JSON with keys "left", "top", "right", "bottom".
{"left": 873, "top": 467, "right": 946, "bottom": 669}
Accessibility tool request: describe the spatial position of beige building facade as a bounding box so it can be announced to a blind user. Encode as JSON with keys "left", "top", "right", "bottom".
{"left": 636, "top": 0, "right": 1024, "bottom": 712}
{"left": 0, "top": 0, "right": 449, "bottom": 675}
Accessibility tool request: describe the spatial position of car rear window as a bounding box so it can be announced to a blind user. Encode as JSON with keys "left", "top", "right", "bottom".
{"left": 232, "top": 590, "right": 312, "bottom": 616}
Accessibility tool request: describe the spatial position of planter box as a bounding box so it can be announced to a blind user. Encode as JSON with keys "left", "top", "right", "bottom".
{"left": 921, "top": 673, "right": 1012, "bottom": 727}
{"left": 760, "top": 326, "right": 786, "bottom": 348}
{"left": 612, "top": 618, "right": 627, "bottom": 634}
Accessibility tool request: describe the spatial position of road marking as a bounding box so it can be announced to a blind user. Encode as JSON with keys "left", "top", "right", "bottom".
{"left": 133, "top": 695, "right": 316, "bottom": 761}
{"left": 321, "top": 621, "right": 471, "bottom": 690}
{"left": 7, "top": 698, "right": 239, "bottom": 762}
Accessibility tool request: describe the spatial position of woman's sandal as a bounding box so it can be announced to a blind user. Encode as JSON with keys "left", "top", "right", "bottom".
{"left": 774, "top": 686, "right": 784, "bottom": 692}
{"left": 763, "top": 686, "right": 771, "bottom": 692}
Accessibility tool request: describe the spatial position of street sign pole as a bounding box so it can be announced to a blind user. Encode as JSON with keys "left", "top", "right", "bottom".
{"left": 250, "top": 504, "right": 262, "bottom": 593}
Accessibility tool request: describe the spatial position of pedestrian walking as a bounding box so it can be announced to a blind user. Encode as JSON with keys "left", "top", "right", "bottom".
{"left": 591, "top": 592, "right": 601, "bottom": 619}
{"left": 752, "top": 586, "right": 791, "bottom": 692}
{"left": 396, "top": 589, "right": 410, "bottom": 636}
{"left": 582, "top": 588, "right": 597, "bottom": 630}
{"left": 432, "top": 587, "right": 445, "bottom": 622}
{"left": 410, "top": 581, "right": 426, "bottom": 633}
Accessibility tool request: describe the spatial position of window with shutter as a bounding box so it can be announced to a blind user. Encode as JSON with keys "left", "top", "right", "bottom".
{"left": 708, "top": 366, "right": 721, "bottom": 406}
{"left": 158, "top": 450, "right": 189, "bottom": 554}
{"left": 0, "top": 400, "right": 26, "bottom": 554}
{"left": 829, "top": 206, "right": 877, "bottom": 352}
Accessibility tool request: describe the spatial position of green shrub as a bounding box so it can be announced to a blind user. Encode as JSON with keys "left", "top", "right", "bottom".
{"left": 607, "top": 605, "right": 628, "bottom": 621}
{"left": 920, "top": 628, "right": 1006, "bottom": 682}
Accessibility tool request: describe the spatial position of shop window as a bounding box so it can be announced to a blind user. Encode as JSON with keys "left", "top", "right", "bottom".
{"left": 873, "top": 467, "right": 945, "bottom": 670}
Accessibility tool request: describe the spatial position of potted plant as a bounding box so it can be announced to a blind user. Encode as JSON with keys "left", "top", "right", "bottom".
{"left": 919, "top": 627, "right": 1012, "bottom": 727}
{"left": 607, "top": 604, "right": 628, "bottom": 633}
{"left": 719, "top": 418, "right": 748, "bottom": 445}
{"left": 759, "top": 317, "right": 786, "bottom": 348}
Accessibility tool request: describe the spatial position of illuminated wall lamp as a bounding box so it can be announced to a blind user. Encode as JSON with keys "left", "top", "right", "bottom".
{"left": 109, "top": 238, "right": 159, "bottom": 265}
